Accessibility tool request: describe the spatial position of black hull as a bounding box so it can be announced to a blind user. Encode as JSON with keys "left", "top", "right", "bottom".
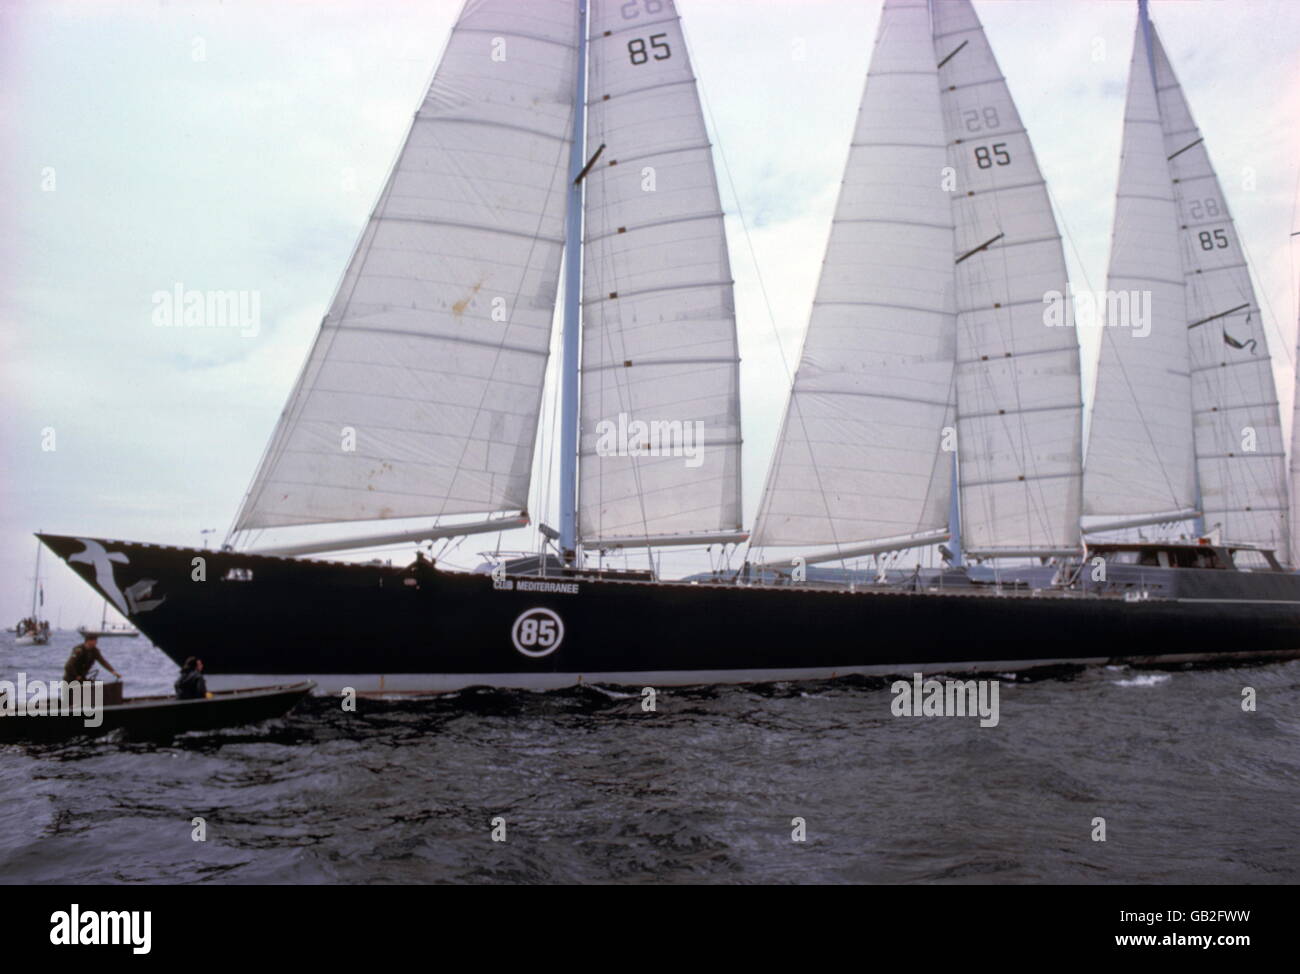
{"left": 0, "top": 682, "right": 315, "bottom": 743}
{"left": 37, "top": 534, "right": 1300, "bottom": 694}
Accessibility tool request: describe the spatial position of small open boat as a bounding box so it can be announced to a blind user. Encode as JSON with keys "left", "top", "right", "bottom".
{"left": 0, "top": 681, "right": 315, "bottom": 743}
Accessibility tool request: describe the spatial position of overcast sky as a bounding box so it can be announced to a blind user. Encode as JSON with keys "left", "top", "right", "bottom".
{"left": 3, "top": 0, "right": 1299, "bottom": 625}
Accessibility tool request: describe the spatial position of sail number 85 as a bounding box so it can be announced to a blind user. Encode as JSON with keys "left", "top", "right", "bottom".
{"left": 973, "top": 143, "right": 1011, "bottom": 169}
{"left": 512, "top": 607, "right": 565, "bottom": 658}
{"left": 628, "top": 34, "right": 671, "bottom": 64}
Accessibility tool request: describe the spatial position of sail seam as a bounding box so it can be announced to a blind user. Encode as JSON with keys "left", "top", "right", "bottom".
{"left": 835, "top": 217, "right": 954, "bottom": 230}
{"left": 955, "top": 176, "right": 1048, "bottom": 199}
{"left": 585, "top": 211, "right": 722, "bottom": 243}
{"left": 583, "top": 355, "right": 737, "bottom": 373}
{"left": 455, "top": 26, "right": 578, "bottom": 50}
{"left": 322, "top": 323, "right": 550, "bottom": 358}
{"left": 955, "top": 344, "right": 1075, "bottom": 367}
{"left": 413, "top": 115, "right": 570, "bottom": 143}
{"left": 1196, "top": 452, "right": 1285, "bottom": 460}
{"left": 588, "top": 142, "right": 714, "bottom": 169}
{"left": 579, "top": 439, "right": 743, "bottom": 459}
{"left": 958, "top": 401, "right": 1078, "bottom": 421}
{"left": 813, "top": 300, "right": 950, "bottom": 314}
{"left": 589, "top": 77, "right": 695, "bottom": 103}
{"left": 590, "top": 15, "right": 681, "bottom": 42}
{"left": 372, "top": 214, "right": 564, "bottom": 243}
{"left": 581, "top": 279, "right": 733, "bottom": 304}
{"left": 962, "top": 472, "right": 1076, "bottom": 489}
{"left": 850, "top": 141, "right": 949, "bottom": 150}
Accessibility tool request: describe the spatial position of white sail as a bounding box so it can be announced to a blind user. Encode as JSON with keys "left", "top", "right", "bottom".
{"left": 577, "top": 0, "right": 743, "bottom": 545}
{"left": 1150, "top": 26, "right": 1288, "bottom": 559}
{"left": 234, "top": 0, "right": 579, "bottom": 532}
{"left": 1082, "top": 18, "right": 1197, "bottom": 524}
{"left": 932, "top": 0, "right": 1083, "bottom": 556}
{"left": 751, "top": 0, "right": 955, "bottom": 552}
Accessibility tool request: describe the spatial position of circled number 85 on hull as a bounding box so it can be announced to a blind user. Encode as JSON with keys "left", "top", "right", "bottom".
{"left": 511, "top": 607, "right": 565, "bottom": 657}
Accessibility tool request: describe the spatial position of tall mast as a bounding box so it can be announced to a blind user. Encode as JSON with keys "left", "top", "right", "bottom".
{"left": 933, "top": 0, "right": 963, "bottom": 570}
{"left": 30, "top": 538, "right": 41, "bottom": 618}
{"left": 558, "top": 0, "right": 590, "bottom": 566}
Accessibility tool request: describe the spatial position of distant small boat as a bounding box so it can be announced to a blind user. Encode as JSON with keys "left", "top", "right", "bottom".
{"left": 75, "top": 626, "right": 140, "bottom": 639}
{"left": 78, "top": 602, "right": 140, "bottom": 639}
{"left": 0, "top": 681, "right": 315, "bottom": 743}
{"left": 14, "top": 538, "right": 51, "bottom": 645}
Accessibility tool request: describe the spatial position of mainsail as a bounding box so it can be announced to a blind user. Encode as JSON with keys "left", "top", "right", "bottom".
{"left": 753, "top": 0, "right": 1083, "bottom": 560}
{"left": 1084, "top": 8, "right": 1287, "bottom": 560}
{"left": 234, "top": 0, "right": 580, "bottom": 532}
{"left": 751, "top": 0, "right": 955, "bottom": 555}
{"left": 577, "top": 0, "right": 743, "bottom": 547}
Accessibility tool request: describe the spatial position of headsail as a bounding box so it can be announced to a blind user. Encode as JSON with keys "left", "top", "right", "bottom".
{"left": 577, "top": 0, "right": 743, "bottom": 547}
{"left": 234, "top": 0, "right": 580, "bottom": 532}
{"left": 932, "top": 0, "right": 1083, "bottom": 557}
{"left": 1082, "top": 15, "right": 1197, "bottom": 527}
{"left": 1150, "top": 26, "right": 1288, "bottom": 558}
{"left": 751, "top": 0, "right": 955, "bottom": 555}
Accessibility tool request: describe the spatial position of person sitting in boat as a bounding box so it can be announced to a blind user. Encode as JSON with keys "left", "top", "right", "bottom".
{"left": 175, "top": 657, "right": 207, "bottom": 700}
{"left": 63, "top": 635, "right": 121, "bottom": 683}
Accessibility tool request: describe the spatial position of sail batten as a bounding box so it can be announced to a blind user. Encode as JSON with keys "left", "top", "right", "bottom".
{"left": 234, "top": 0, "right": 582, "bottom": 534}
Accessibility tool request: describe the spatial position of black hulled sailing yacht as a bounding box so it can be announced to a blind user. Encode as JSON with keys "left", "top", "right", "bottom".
{"left": 40, "top": 0, "right": 1300, "bottom": 692}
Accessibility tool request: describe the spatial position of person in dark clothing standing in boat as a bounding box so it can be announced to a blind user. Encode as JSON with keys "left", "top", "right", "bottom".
{"left": 175, "top": 657, "right": 207, "bottom": 700}
{"left": 63, "top": 635, "right": 121, "bottom": 683}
